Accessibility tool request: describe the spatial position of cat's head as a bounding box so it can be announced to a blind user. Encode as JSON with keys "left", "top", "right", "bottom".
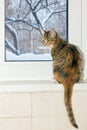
{"left": 42, "top": 28, "right": 58, "bottom": 48}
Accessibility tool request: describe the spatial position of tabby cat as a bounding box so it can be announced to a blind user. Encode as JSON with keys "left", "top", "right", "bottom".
{"left": 42, "top": 28, "right": 82, "bottom": 128}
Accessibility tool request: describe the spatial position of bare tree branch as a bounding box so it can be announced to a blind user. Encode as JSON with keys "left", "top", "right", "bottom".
{"left": 5, "top": 0, "right": 67, "bottom": 57}
{"left": 42, "top": 8, "right": 66, "bottom": 28}
{"left": 5, "top": 38, "right": 19, "bottom": 55}
{"left": 26, "top": 0, "right": 43, "bottom": 29}
{"left": 5, "top": 18, "right": 39, "bottom": 30}
{"left": 45, "top": 0, "right": 48, "bottom": 6}
{"left": 5, "top": 24, "right": 19, "bottom": 53}
{"left": 26, "top": 0, "right": 31, "bottom": 6}
{"left": 33, "top": 0, "right": 43, "bottom": 11}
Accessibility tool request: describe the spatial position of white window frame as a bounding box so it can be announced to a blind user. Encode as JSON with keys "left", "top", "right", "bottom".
{"left": 0, "top": 0, "right": 87, "bottom": 81}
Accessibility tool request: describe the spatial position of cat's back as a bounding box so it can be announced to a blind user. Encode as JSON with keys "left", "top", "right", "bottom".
{"left": 53, "top": 43, "right": 82, "bottom": 70}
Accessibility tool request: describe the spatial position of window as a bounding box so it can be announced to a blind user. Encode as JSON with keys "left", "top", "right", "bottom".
{"left": 0, "top": 0, "right": 87, "bottom": 81}
{"left": 5, "top": 0, "right": 68, "bottom": 61}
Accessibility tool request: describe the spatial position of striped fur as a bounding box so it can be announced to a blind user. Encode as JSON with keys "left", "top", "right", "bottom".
{"left": 64, "top": 86, "right": 78, "bottom": 128}
{"left": 42, "top": 28, "right": 82, "bottom": 128}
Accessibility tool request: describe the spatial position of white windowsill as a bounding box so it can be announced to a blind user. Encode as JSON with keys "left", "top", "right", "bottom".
{"left": 0, "top": 79, "right": 87, "bottom": 92}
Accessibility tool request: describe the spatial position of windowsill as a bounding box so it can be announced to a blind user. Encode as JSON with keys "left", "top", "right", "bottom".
{"left": 0, "top": 79, "right": 87, "bottom": 92}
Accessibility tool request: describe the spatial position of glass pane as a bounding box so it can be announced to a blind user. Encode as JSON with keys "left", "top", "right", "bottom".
{"left": 5, "top": 0, "right": 68, "bottom": 61}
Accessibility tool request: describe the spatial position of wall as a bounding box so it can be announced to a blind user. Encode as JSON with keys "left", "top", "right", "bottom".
{"left": 0, "top": 81, "right": 87, "bottom": 130}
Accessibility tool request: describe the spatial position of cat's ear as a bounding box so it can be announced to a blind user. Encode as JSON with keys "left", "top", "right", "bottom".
{"left": 50, "top": 28, "right": 56, "bottom": 37}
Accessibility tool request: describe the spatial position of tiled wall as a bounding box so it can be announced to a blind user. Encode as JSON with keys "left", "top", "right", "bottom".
{"left": 0, "top": 91, "right": 87, "bottom": 130}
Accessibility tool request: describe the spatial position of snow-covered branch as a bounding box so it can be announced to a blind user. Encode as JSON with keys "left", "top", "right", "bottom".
{"left": 6, "top": 18, "right": 39, "bottom": 30}
{"left": 26, "top": 0, "right": 43, "bottom": 29}
{"left": 5, "top": 39, "right": 19, "bottom": 55}
{"left": 33, "top": 0, "right": 43, "bottom": 11}
{"left": 5, "top": 0, "right": 67, "bottom": 58}
{"left": 5, "top": 24, "right": 18, "bottom": 52}
{"left": 42, "top": 7, "right": 66, "bottom": 28}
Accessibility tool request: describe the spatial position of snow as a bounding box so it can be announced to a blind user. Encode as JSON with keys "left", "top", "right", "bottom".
{"left": 6, "top": 51, "right": 52, "bottom": 61}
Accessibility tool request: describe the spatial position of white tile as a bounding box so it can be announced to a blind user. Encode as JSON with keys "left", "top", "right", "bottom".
{"left": 77, "top": 115, "right": 87, "bottom": 129}
{"left": 10, "top": 93, "right": 31, "bottom": 117}
{"left": 32, "top": 92, "right": 66, "bottom": 117}
{"left": 51, "top": 117, "right": 76, "bottom": 130}
{"left": 32, "top": 115, "right": 87, "bottom": 130}
{"left": 32, "top": 116, "right": 79, "bottom": 130}
{"left": 73, "top": 92, "right": 87, "bottom": 115}
{"left": 0, "top": 93, "right": 10, "bottom": 117}
{"left": 0, "top": 119, "right": 10, "bottom": 130}
{"left": 10, "top": 118, "right": 31, "bottom": 130}
{"left": 32, "top": 117, "right": 54, "bottom": 130}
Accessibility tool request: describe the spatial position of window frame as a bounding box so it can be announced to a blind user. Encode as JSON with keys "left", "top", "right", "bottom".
{"left": 0, "top": 0, "right": 87, "bottom": 81}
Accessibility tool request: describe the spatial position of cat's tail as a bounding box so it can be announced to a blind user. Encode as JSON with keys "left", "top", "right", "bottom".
{"left": 64, "top": 86, "right": 78, "bottom": 128}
